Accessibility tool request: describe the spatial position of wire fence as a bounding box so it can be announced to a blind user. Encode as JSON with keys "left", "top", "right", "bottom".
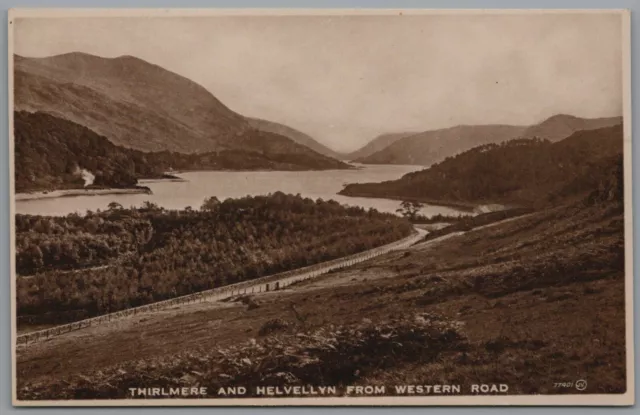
{"left": 16, "top": 229, "right": 424, "bottom": 346}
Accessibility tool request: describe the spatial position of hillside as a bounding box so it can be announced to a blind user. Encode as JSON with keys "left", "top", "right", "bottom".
{"left": 247, "top": 118, "right": 342, "bottom": 159}
{"left": 355, "top": 125, "right": 526, "bottom": 166}
{"left": 355, "top": 115, "right": 622, "bottom": 166}
{"left": 17, "top": 183, "right": 626, "bottom": 397}
{"left": 14, "top": 111, "right": 348, "bottom": 193}
{"left": 14, "top": 53, "right": 349, "bottom": 171}
{"left": 345, "top": 132, "right": 416, "bottom": 161}
{"left": 340, "top": 124, "right": 623, "bottom": 207}
{"left": 15, "top": 53, "right": 248, "bottom": 153}
{"left": 522, "top": 114, "right": 623, "bottom": 142}
{"left": 15, "top": 193, "right": 412, "bottom": 323}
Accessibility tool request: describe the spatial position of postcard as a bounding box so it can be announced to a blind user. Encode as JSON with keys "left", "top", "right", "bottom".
{"left": 9, "top": 8, "right": 633, "bottom": 406}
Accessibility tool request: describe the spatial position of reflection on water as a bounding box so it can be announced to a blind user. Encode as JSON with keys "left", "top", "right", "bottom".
{"left": 15, "top": 164, "right": 464, "bottom": 217}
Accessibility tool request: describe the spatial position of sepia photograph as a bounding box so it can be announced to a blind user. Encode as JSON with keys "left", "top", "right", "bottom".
{"left": 9, "top": 8, "right": 633, "bottom": 406}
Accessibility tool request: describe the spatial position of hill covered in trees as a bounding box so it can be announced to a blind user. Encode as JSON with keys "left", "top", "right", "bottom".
{"left": 340, "top": 124, "right": 623, "bottom": 207}
{"left": 14, "top": 111, "right": 349, "bottom": 193}
{"left": 16, "top": 193, "right": 413, "bottom": 325}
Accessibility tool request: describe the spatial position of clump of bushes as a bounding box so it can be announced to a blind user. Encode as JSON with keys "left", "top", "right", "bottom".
{"left": 18, "top": 315, "right": 467, "bottom": 400}
{"left": 258, "top": 318, "right": 291, "bottom": 336}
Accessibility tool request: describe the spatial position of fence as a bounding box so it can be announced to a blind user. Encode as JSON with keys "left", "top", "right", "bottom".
{"left": 16, "top": 229, "right": 425, "bottom": 346}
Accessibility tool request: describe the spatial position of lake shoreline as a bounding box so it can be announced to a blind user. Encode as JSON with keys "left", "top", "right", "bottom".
{"left": 15, "top": 165, "right": 467, "bottom": 217}
{"left": 337, "top": 191, "right": 507, "bottom": 213}
{"left": 16, "top": 187, "right": 152, "bottom": 202}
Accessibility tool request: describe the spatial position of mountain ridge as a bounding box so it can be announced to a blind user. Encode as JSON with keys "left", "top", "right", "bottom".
{"left": 14, "top": 52, "right": 351, "bottom": 171}
{"left": 344, "top": 132, "right": 417, "bottom": 161}
{"left": 350, "top": 114, "right": 622, "bottom": 167}
{"left": 246, "top": 118, "right": 343, "bottom": 159}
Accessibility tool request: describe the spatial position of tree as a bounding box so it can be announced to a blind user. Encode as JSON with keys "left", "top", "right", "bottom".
{"left": 396, "top": 200, "right": 424, "bottom": 221}
{"left": 201, "top": 196, "right": 221, "bottom": 212}
{"left": 107, "top": 202, "right": 124, "bottom": 211}
{"left": 141, "top": 201, "right": 161, "bottom": 212}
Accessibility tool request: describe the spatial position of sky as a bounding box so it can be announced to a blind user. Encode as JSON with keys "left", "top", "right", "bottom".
{"left": 13, "top": 12, "right": 625, "bottom": 153}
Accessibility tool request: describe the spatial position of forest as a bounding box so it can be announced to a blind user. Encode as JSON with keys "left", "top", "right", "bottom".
{"left": 16, "top": 193, "right": 413, "bottom": 325}
{"left": 14, "top": 111, "right": 348, "bottom": 193}
{"left": 340, "top": 124, "right": 623, "bottom": 207}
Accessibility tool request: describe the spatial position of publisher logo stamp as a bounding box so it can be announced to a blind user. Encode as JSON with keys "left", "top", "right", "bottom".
{"left": 575, "top": 380, "right": 588, "bottom": 391}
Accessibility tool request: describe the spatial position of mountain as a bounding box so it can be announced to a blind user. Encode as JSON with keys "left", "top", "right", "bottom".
{"left": 355, "top": 125, "right": 526, "bottom": 166}
{"left": 15, "top": 52, "right": 248, "bottom": 153}
{"left": 14, "top": 52, "right": 350, "bottom": 171}
{"left": 354, "top": 115, "right": 622, "bottom": 166}
{"left": 521, "top": 114, "right": 623, "bottom": 142}
{"left": 345, "top": 132, "right": 416, "bottom": 161}
{"left": 339, "top": 124, "right": 623, "bottom": 207}
{"left": 14, "top": 111, "right": 347, "bottom": 193}
{"left": 246, "top": 118, "right": 342, "bottom": 159}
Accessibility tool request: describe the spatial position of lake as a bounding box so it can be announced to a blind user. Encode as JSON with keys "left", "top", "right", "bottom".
{"left": 15, "top": 164, "right": 466, "bottom": 217}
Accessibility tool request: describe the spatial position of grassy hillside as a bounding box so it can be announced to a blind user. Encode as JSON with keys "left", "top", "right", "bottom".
{"left": 340, "top": 125, "right": 623, "bottom": 207}
{"left": 17, "top": 178, "right": 626, "bottom": 398}
{"left": 14, "top": 111, "right": 349, "bottom": 193}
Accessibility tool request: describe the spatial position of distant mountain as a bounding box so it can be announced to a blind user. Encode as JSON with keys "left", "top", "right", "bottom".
{"left": 354, "top": 115, "right": 622, "bottom": 166}
{"left": 340, "top": 124, "right": 623, "bottom": 207}
{"left": 14, "top": 52, "right": 350, "bottom": 171}
{"left": 247, "top": 118, "right": 342, "bottom": 159}
{"left": 521, "top": 114, "right": 623, "bottom": 142}
{"left": 355, "top": 125, "right": 526, "bottom": 166}
{"left": 14, "top": 111, "right": 348, "bottom": 193}
{"left": 345, "top": 132, "right": 416, "bottom": 161}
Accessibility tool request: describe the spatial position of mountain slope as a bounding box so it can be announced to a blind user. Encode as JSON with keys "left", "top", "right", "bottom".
{"left": 14, "top": 111, "right": 348, "bottom": 193}
{"left": 345, "top": 132, "right": 416, "bottom": 161}
{"left": 247, "top": 118, "right": 342, "bottom": 159}
{"left": 15, "top": 52, "right": 250, "bottom": 153}
{"left": 521, "top": 114, "right": 623, "bottom": 142}
{"left": 355, "top": 115, "right": 622, "bottom": 166}
{"left": 15, "top": 52, "right": 350, "bottom": 171}
{"left": 14, "top": 53, "right": 347, "bottom": 171}
{"left": 339, "top": 124, "right": 623, "bottom": 207}
{"left": 356, "top": 125, "right": 526, "bottom": 166}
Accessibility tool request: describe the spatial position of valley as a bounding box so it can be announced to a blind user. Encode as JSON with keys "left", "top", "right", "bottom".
{"left": 16, "top": 184, "right": 626, "bottom": 398}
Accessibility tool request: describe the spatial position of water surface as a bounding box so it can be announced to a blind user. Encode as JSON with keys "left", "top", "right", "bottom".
{"left": 16, "top": 164, "right": 464, "bottom": 217}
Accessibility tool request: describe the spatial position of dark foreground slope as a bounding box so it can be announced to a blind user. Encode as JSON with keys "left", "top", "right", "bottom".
{"left": 16, "top": 165, "right": 626, "bottom": 397}
{"left": 15, "top": 111, "right": 348, "bottom": 193}
{"left": 340, "top": 125, "right": 623, "bottom": 207}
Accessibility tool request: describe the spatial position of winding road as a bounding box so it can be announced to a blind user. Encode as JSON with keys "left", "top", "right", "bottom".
{"left": 17, "top": 227, "right": 427, "bottom": 346}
